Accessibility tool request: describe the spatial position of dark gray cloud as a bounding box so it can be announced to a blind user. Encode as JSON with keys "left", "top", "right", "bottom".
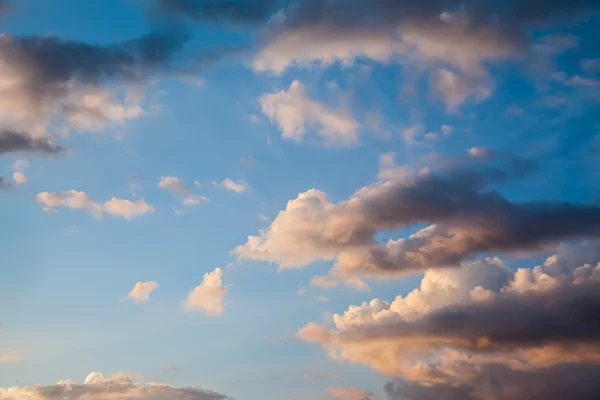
{"left": 0, "top": 177, "right": 11, "bottom": 190}
{"left": 385, "top": 362, "right": 600, "bottom": 400}
{"left": 0, "top": 130, "right": 63, "bottom": 155}
{"left": 3, "top": 27, "right": 190, "bottom": 87}
{"left": 343, "top": 281, "right": 600, "bottom": 350}
{"left": 0, "top": 0, "right": 13, "bottom": 16}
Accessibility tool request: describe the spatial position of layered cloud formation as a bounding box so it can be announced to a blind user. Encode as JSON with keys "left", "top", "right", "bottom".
{"left": 0, "top": 372, "right": 229, "bottom": 400}
{"left": 235, "top": 150, "right": 600, "bottom": 288}
{"left": 297, "top": 243, "right": 600, "bottom": 398}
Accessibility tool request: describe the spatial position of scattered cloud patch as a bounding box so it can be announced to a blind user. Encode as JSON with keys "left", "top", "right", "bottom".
{"left": 260, "top": 81, "right": 359, "bottom": 147}
{"left": 36, "top": 191, "right": 154, "bottom": 219}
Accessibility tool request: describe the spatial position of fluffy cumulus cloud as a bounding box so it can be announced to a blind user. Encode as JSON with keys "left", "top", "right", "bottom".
{"left": 0, "top": 371, "right": 230, "bottom": 400}
{"left": 234, "top": 151, "right": 600, "bottom": 288}
{"left": 183, "top": 267, "right": 229, "bottom": 316}
{"left": 36, "top": 190, "right": 154, "bottom": 219}
{"left": 328, "top": 386, "right": 374, "bottom": 400}
{"left": 297, "top": 243, "right": 600, "bottom": 399}
{"left": 123, "top": 281, "right": 159, "bottom": 302}
{"left": 260, "top": 81, "right": 359, "bottom": 147}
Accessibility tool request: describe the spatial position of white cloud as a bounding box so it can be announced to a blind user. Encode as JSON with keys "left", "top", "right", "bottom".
{"left": 402, "top": 124, "right": 424, "bottom": 145}
{"left": 158, "top": 176, "right": 191, "bottom": 196}
{"left": 183, "top": 194, "right": 209, "bottom": 206}
{"left": 221, "top": 178, "right": 249, "bottom": 193}
{"left": 0, "top": 371, "right": 228, "bottom": 400}
{"left": 440, "top": 124, "right": 454, "bottom": 136}
{"left": 254, "top": 19, "right": 516, "bottom": 109}
{"left": 0, "top": 352, "right": 22, "bottom": 364}
{"left": 36, "top": 190, "right": 154, "bottom": 220}
{"left": 123, "top": 281, "right": 159, "bottom": 303}
{"left": 183, "top": 267, "right": 229, "bottom": 316}
{"left": 11, "top": 159, "right": 28, "bottom": 185}
{"left": 42, "top": 207, "right": 58, "bottom": 214}
{"left": 260, "top": 81, "right": 359, "bottom": 147}
{"left": 12, "top": 171, "right": 27, "bottom": 185}
{"left": 102, "top": 198, "right": 155, "bottom": 220}
{"left": 433, "top": 68, "right": 491, "bottom": 111}
{"left": 328, "top": 386, "right": 374, "bottom": 400}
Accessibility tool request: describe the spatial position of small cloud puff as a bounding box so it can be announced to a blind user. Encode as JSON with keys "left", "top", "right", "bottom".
{"left": 183, "top": 267, "right": 229, "bottom": 316}
{"left": 123, "top": 281, "right": 159, "bottom": 303}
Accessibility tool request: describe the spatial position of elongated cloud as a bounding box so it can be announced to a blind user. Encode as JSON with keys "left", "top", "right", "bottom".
{"left": 123, "top": 281, "right": 159, "bottom": 302}
{"left": 234, "top": 151, "right": 600, "bottom": 287}
{"left": 183, "top": 267, "right": 229, "bottom": 316}
{"left": 36, "top": 190, "right": 154, "bottom": 219}
{"left": 260, "top": 81, "right": 359, "bottom": 147}
{"left": 328, "top": 386, "right": 374, "bottom": 400}
{"left": 0, "top": 371, "right": 230, "bottom": 400}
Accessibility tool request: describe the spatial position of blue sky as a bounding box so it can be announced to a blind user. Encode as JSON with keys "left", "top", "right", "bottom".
{"left": 1, "top": 1, "right": 600, "bottom": 400}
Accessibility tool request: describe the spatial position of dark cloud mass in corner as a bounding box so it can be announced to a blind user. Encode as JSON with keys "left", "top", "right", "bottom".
{"left": 0, "top": 130, "right": 63, "bottom": 155}
{"left": 385, "top": 363, "right": 600, "bottom": 400}
{"left": 345, "top": 281, "right": 600, "bottom": 349}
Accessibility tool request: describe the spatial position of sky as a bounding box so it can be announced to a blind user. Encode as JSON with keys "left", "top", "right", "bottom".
{"left": 0, "top": 0, "right": 600, "bottom": 399}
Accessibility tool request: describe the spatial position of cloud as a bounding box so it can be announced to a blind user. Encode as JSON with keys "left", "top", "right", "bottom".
{"left": 183, "top": 267, "right": 229, "bottom": 316}
{"left": 36, "top": 190, "right": 154, "bottom": 219}
{"left": 248, "top": 0, "right": 600, "bottom": 109}
{"left": 123, "top": 281, "right": 159, "bottom": 302}
{"left": 221, "top": 178, "right": 249, "bottom": 193}
{"left": 12, "top": 171, "right": 27, "bottom": 185}
{"left": 183, "top": 194, "right": 209, "bottom": 205}
{"left": 287, "top": 372, "right": 340, "bottom": 385}
{"left": 158, "top": 176, "right": 192, "bottom": 196}
{"left": 385, "top": 363, "right": 600, "bottom": 400}
{"left": 260, "top": 81, "right": 359, "bottom": 147}
{"left": 297, "top": 246, "right": 600, "bottom": 385}
{"left": 328, "top": 386, "right": 374, "bottom": 400}
{"left": 0, "top": 27, "right": 189, "bottom": 140}
{"left": 0, "top": 371, "right": 230, "bottom": 400}
{"left": 10, "top": 159, "right": 28, "bottom": 185}
{"left": 432, "top": 68, "right": 491, "bottom": 111}
{"left": 234, "top": 151, "right": 600, "bottom": 286}
{"left": 159, "top": 176, "right": 209, "bottom": 206}
{"left": 0, "top": 351, "right": 21, "bottom": 364}
{"left": 0, "top": 130, "right": 63, "bottom": 155}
